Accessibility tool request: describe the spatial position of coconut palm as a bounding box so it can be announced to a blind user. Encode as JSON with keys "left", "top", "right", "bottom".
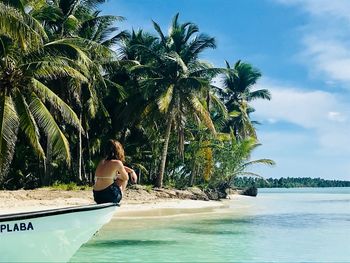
{"left": 30, "top": 0, "right": 128, "bottom": 182}
{"left": 220, "top": 60, "right": 271, "bottom": 140}
{"left": 212, "top": 132, "right": 275, "bottom": 190}
{"left": 0, "top": 2, "right": 84, "bottom": 177}
{"left": 76, "top": 10, "right": 129, "bottom": 182}
{"left": 133, "top": 13, "right": 221, "bottom": 187}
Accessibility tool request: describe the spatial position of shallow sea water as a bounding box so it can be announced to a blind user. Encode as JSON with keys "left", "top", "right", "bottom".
{"left": 71, "top": 188, "right": 350, "bottom": 262}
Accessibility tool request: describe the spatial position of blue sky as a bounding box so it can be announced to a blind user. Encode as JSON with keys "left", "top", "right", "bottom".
{"left": 101, "top": 0, "right": 350, "bottom": 180}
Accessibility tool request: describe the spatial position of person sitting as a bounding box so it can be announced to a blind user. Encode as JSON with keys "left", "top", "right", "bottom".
{"left": 93, "top": 140, "right": 137, "bottom": 204}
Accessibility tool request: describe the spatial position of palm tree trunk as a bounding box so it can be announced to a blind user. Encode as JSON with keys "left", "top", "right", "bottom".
{"left": 206, "top": 91, "right": 210, "bottom": 112}
{"left": 156, "top": 113, "right": 173, "bottom": 188}
{"left": 86, "top": 130, "right": 93, "bottom": 184}
{"left": 38, "top": 158, "right": 45, "bottom": 187}
{"left": 77, "top": 111, "right": 83, "bottom": 182}
{"left": 44, "top": 137, "right": 52, "bottom": 186}
{"left": 189, "top": 163, "right": 196, "bottom": 186}
{"left": 234, "top": 125, "right": 239, "bottom": 140}
{"left": 0, "top": 92, "right": 5, "bottom": 154}
{"left": 43, "top": 106, "right": 54, "bottom": 186}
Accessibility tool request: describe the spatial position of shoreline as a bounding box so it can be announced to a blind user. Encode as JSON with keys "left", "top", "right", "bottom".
{"left": 0, "top": 188, "right": 235, "bottom": 216}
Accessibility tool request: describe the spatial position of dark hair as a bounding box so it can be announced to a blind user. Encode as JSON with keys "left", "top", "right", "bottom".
{"left": 105, "top": 140, "right": 125, "bottom": 163}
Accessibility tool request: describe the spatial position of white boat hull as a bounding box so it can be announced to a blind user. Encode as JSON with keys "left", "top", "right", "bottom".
{"left": 0, "top": 203, "right": 117, "bottom": 262}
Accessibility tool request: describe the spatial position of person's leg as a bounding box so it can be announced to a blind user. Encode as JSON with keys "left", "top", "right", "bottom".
{"left": 115, "top": 178, "right": 128, "bottom": 193}
{"left": 110, "top": 184, "right": 123, "bottom": 203}
{"left": 93, "top": 188, "right": 110, "bottom": 204}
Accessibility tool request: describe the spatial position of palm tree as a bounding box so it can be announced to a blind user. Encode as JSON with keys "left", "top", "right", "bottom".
{"left": 76, "top": 11, "right": 129, "bottom": 182}
{"left": 220, "top": 60, "right": 271, "bottom": 140}
{"left": 0, "top": 2, "right": 83, "bottom": 178}
{"left": 134, "top": 13, "right": 220, "bottom": 187}
{"left": 31, "top": 0, "right": 127, "bottom": 183}
{"left": 212, "top": 132, "right": 275, "bottom": 190}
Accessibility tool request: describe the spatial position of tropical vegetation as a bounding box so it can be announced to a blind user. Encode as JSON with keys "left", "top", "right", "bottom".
{"left": 0, "top": 0, "right": 275, "bottom": 191}
{"left": 233, "top": 177, "right": 350, "bottom": 188}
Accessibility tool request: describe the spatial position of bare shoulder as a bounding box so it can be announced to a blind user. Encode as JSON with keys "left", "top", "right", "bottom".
{"left": 108, "top": 159, "right": 123, "bottom": 167}
{"left": 95, "top": 159, "right": 104, "bottom": 169}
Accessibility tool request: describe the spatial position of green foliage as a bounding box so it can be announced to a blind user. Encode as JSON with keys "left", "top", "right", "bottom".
{"left": 233, "top": 177, "right": 350, "bottom": 188}
{"left": 0, "top": 0, "right": 275, "bottom": 190}
{"left": 143, "top": 184, "right": 153, "bottom": 193}
{"left": 209, "top": 135, "right": 275, "bottom": 189}
{"left": 219, "top": 60, "right": 271, "bottom": 140}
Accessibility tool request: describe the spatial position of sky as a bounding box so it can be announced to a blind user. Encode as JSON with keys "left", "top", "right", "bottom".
{"left": 101, "top": 0, "right": 350, "bottom": 180}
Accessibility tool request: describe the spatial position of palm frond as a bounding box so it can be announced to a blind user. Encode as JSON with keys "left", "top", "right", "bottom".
{"left": 13, "top": 91, "right": 44, "bottom": 158}
{"left": 188, "top": 96, "right": 216, "bottom": 135}
{"left": 248, "top": 89, "right": 272, "bottom": 101}
{"left": 152, "top": 20, "right": 167, "bottom": 47}
{"left": 0, "top": 3, "right": 47, "bottom": 49}
{"left": 24, "top": 55, "right": 88, "bottom": 82}
{"left": 32, "top": 79, "right": 82, "bottom": 131}
{"left": 185, "top": 33, "right": 216, "bottom": 59}
{"left": 82, "top": 0, "right": 107, "bottom": 9}
{"left": 104, "top": 79, "right": 127, "bottom": 101}
{"left": 157, "top": 84, "right": 174, "bottom": 113}
{"left": 167, "top": 51, "right": 188, "bottom": 73}
{"left": 209, "top": 92, "right": 228, "bottom": 118}
{"left": 29, "top": 93, "right": 71, "bottom": 164}
{"left": 241, "top": 158, "right": 276, "bottom": 169}
{"left": 178, "top": 77, "right": 207, "bottom": 92}
{"left": 231, "top": 171, "right": 263, "bottom": 179}
{"left": 191, "top": 67, "right": 225, "bottom": 77}
{"left": 101, "top": 30, "right": 130, "bottom": 47}
{"left": 44, "top": 38, "right": 92, "bottom": 66}
{"left": 0, "top": 95, "right": 19, "bottom": 176}
{"left": 171, "top": 13, "right": 180, "bottom": 30}
{"left": 2, "top": 0, "right": 26, "bottom": 11}
{"left": 183, "top": 24, "right": 199, "bottom": 43}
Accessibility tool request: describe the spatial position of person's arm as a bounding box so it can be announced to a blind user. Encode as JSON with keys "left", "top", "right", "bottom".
{"left": 124, "top": 166, "right": 133, "bottom": 173}
{"left": 124, "top": 165, "right": 138, "bottom": 183}
{"left": 129, "top": 170, "right": 138, "bottom": 184}
{"left": 114, "top": 160, "right": 129, "bottom": 181}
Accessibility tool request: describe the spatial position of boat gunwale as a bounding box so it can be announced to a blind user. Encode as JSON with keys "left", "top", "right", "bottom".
{"left": 0, "top": 203, "right": 118, "bottom": 222}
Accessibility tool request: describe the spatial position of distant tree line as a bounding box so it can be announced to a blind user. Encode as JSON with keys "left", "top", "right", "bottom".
{"left": 233, "top": 177, "right": 350, "bottom": 188}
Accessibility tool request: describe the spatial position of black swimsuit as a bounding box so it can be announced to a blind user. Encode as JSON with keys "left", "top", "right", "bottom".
{"left": 93, "top": 183, "right": 122, "bottom": 204}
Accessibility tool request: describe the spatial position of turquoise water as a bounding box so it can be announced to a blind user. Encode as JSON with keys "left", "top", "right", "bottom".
{"left": 71, "top": 188, "right": 350, "bottom": 262}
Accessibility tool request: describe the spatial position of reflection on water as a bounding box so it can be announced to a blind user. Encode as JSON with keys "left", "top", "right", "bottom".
{"left": 174, "top": 226, "right": 243, "bottom": 235}
{"left": 84, "top": 239, "right": 176, "bottom": 248}
{"left": 71, "top": 188, "right": 350, "bottom": 263}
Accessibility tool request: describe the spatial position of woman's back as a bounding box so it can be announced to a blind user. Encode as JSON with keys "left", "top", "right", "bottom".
{"left": 93, "top": 160, "right": 119, "bottom": 191}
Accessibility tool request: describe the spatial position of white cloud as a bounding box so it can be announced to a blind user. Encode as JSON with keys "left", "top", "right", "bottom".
{"left": 301, "top": 37, "right": 350, "bottom": 85}
{"left": 275, "top": 0, "right": 350, "bottom": 21}
{"left": 274, "top": 0, "right": 350, "bottom": 87}
{"left": 253, "top": 80, "right": 348, "bottom": 128}
{"left": 327, "top": 112, "right": 347, "bottom": 123}
{"left": 252, "top": 79, "right": 350, "bottom": 153}
{"left": 249, "top": 1, "right": 350, "bottom": 179}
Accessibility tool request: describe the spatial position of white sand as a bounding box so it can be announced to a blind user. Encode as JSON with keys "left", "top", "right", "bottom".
{"left": 0, "top": 189, "right": 229, "bottom": 216}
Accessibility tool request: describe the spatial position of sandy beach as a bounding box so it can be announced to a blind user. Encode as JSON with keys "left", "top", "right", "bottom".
{"left": 0, "top": 187, "right": 230, "bottom": 216}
